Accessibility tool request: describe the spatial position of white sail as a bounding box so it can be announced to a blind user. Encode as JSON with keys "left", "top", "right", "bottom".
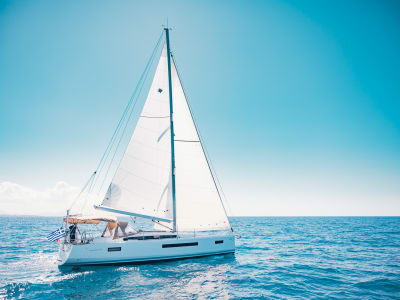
{"left": 99, "top": 42, "right": 230, "bottom": 231}
{"left": 99, "top": 45, "right": 172, "bottom": 221}
{"left": 170, "top": 59, "right": 230, "bottom": 231}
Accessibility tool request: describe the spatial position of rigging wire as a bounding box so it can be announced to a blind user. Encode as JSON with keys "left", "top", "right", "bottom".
{"left": 96, "top": 32, "right": 164, "bottom": 196}
{"left": 68, "top": 171, "right": 97, "bottom": 211}
{"left": 76, "top": 31, "right": 164, "bottom": 214}
{"left": 171, "top": 54, "right": 236, "bottom": 221}
{"left": 91, "top": 31, "right": 164, "bottom": 195}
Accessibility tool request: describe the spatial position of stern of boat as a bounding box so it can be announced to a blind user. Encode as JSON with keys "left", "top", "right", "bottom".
{"left": 57, "top": 242, "right": 73, "bottom": 266}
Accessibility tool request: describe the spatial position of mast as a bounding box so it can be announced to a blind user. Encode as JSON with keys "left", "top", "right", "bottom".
{"left": 165, "top": 27, "right": 177, "bottom": 232}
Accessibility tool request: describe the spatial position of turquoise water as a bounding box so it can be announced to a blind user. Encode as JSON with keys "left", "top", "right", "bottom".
{"left": 1, "top": 217, "right": 399, "bottom": 299}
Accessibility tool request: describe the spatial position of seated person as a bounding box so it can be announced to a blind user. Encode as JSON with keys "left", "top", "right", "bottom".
{"left": 113, "top": 221, "right": 129, "bottom": 240}
{"left": 101, "top": 221, "right": 117, "bottom": 237}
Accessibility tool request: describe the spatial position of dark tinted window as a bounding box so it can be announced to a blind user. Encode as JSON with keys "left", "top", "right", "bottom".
{"left": 108, "top": 247, "right": 121, "bottom": 252}
{"left": 123, "top": 235, "right": 177, "bottom": 241}
{"left": 162, "top": 242, "right": 198, "bottom": 248}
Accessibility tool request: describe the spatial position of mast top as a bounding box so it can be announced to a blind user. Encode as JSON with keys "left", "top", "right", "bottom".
{"left": 163, "top": 17, "right": 170, "bottom": 30}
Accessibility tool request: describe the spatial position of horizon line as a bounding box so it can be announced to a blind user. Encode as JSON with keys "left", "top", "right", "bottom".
{"left": 1, "top": 214, "right": 399, "bottom": 218}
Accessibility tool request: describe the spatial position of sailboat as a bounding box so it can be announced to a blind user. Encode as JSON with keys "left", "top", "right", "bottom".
{"left": 58, "top": 28, "right": 235, "bottom": 266}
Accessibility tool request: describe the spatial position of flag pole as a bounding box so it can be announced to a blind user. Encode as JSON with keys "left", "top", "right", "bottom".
{"left": 65, "top": 209, "right": 70, "bottom": 242}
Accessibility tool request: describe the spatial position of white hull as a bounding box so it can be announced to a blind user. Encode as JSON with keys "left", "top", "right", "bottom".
{"left": 58, "top": 234, "right": 235, "bottom": 266}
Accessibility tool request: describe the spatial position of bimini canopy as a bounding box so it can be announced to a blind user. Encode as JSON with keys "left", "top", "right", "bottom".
{"left": 63, "top": 214, "right": 117, "bottom": 225}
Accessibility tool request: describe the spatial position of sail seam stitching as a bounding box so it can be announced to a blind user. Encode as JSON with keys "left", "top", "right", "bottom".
{"left": 140, "top": 115, "right": 170, "bottom": 118}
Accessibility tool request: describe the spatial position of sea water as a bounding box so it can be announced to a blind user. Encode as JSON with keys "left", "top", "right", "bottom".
{"left": 0, "top": 217, "right": 399, "bottom": 299}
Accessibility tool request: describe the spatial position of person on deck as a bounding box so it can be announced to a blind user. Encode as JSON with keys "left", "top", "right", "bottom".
{"left": 69, "top": 223, "right": 77, "bottom": 242}
{"left": 101, "top": 221, "right": 117, "bottom": 237}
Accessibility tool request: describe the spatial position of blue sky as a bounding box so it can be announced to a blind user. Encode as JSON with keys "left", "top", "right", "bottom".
{"left": 1, "top": 0, "right": 399, "bottom": 215}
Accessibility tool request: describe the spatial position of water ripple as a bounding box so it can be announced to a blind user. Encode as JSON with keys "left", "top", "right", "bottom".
{"left": 1, "top": 217, "right": 400, "bottom": 299}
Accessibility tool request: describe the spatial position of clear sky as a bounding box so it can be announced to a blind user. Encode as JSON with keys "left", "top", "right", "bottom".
{"left": 1, "top": 0, "right": 399, "bottom": 216}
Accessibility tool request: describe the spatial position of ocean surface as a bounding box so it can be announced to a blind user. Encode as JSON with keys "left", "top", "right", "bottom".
{"left": 0, "top": 217, "right": 399, "bottom": 299}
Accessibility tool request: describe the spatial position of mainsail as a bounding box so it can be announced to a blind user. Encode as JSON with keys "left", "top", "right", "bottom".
{"left": 97, "top": 39, "right": 230, "bottom": 231}
{"left": 98, "top": 46, "right": 172, "bottom": 222}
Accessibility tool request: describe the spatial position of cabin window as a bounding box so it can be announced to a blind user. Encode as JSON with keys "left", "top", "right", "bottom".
{"left": 123, "top": 234, "right": 177, "bottom": 241}
{"left": 215, "top": 240, "right": 224, "bottom": 244}
{"left": 108, "top": 247, "right": 121, "bottom": 252}
{"left": 162, "top": 242, "right": 198, "bottom": 248}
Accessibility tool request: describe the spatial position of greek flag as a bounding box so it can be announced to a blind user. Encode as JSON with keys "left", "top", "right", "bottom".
{"left": 47, "top": 227, "right": 66, "bottom": 242}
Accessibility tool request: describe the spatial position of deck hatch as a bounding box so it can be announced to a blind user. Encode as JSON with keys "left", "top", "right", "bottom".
{"left": 162, "top": 242, "right": 198, "bottom": 248}
{"left": 215, "top": 240, "right": 224, "bottom": 244}
{"left": 108, "top": 247, "right": 121, "bottom": 252}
